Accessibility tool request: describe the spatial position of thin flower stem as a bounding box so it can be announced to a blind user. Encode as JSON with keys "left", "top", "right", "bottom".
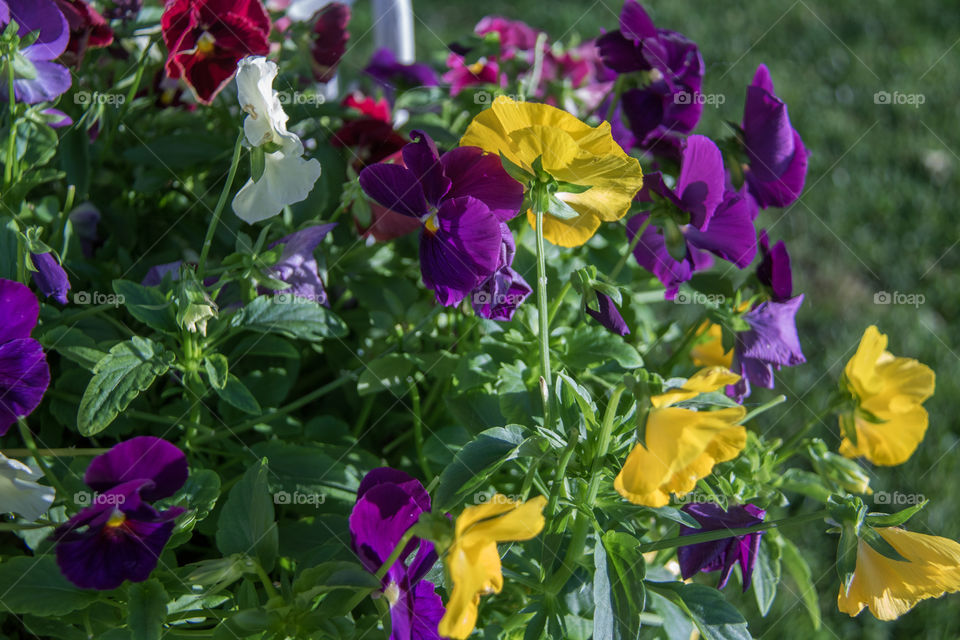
{"left": 410, "top": 383, "right": 432, "bottom": 478}
{"left": 547, "top": 281, "right": 572, "bottom": 325}
{"left": 1, "top": 448, "right": 107, "bottom": 457}
{"left": 120, "top": 38, "right": 154, "bottom": 119}
{"left": 661, "top": 312, "right": 706, "bottom": 372}
{"left": 609, "top": 216, "right": 651, "bottom": 281}
{"left": 534, "top": 190, "right": 554, "bottom": 431}
{"left": 198, "top": 131, "right": 245, "bottom": 277}
{"left": 17, "top": 419, "right": 70, "bottom": 501}
{"left": 638, "top": 508, "right": 829, "bottom": 553}
{"left": 0, "top": 521, "right": 53, "bottom": 531}
{"left": 5, "top": 56, "right": 16, "bottom": 187}
{"left": 739, "top": 394, "right": 787, "bottom": 424}
{"left": 777, "top": 395, "right": 844, "bottom": 464}
{"left": 253, "top": 560, "right": 279, "bottom": 600}
{"left": 375, "top": 528, "right": 416, "bottom": 581}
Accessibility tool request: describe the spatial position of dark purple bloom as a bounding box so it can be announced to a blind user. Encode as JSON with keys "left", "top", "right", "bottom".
{"left": 728, "top": 295, "right": 805, "bottom": 401}
{"left": 0, "top": 279, "right": 50, "bottom": 436}
{"left": 68, "top": 202, "right": 101, "bottom": 258}
{"left": 55, "top": 437, "right": 188, "bottom": 590}
{"left": 741, "top": 64, "right": 808, "bottom": 208}
{"left": 29, "top": 251, "right": 70, "bottom": 304}
{"left": 267, "top": 224, "right": 336, "bottom": 305}
{"left": 470, "top": 225, "right": 531, "bottom": 321}
{"left": 142, "top": 261, "right": 183, "bottom": 287}
{"left": 586, "top": 291, "right": 629, "bottom": 336}
{"left": 104, "top": 0, "right": 141, "bottom": 21}
{"left": 597, "top": 0, "right": 704, "bottom": 155}
{"left": 0, "top": 0, "right": 72, "bottom": 104}
{"left": 756, "top": 230, "right": 792, "bottom": 301}
{"left": 350, "top": 468, "right": 444, "bottom": 640}
{"left": 678, "top": 502, "right": 766, "bottom": 591}
{"left": 359, "top": 131, "right": 523, "bottom": 307}
{"left": 627, "top": 136, "right": 757, "bottom": 297}
{"left": 364, "top": 48, "right": 439, "bottom": 92}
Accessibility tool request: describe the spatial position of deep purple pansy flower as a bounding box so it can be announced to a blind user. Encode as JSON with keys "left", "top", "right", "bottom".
{"left": 470, "top": 224, "right": 531, "bottom": 321}
{"left": 0, "top": 279, "right": 50, "bottom": 436}
{"left": 54, "top": 436, "right": 188, "bottom": 590}
{"left": 627, "top": 135, "right": 757, "bottom": 298}
{"left": 267, "top": 223, "right": 336, "bottom": 306}
{"left": 597, "top": 0, "right": 704, "bottom": 156}
{"left": 0, "top": 0, "right": 72, "bottom": 104}
{"left": 586, "top": 291, "right": 630, "bottom": 336}
{"left": 29, "top": 252, "right": 70, "bottom": 304}
{"left": 728, "top": 295, "right": 805, "bottom": 401}
{"left": 741, "top": 64, "right": 808, "bottom": 208}
{"left": 756, "top": 230, "right": 792, "bottom": 302}
{"left": 364, "top": 48, "right": 439, "bottom": 92}
{"left": 350, "top": 468, "right": 444, "bottom": 640}
{"left": 359, "top": 130, "right": 523, "bottom": 307}
{"left": 678, "top": 502, "right": 766, "bottom": 591}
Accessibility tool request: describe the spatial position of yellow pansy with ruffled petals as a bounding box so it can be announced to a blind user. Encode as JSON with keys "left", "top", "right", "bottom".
{"left": 438, "top": 495, "right": 547, "bottom": 639}
{"left": 838, "top": 527, "right": 960, "bottom": 620}
{"left": 614, "top": 368, "right": 747, "bottom": 507}
{"left": 459, "top": 96, "right": 644, "bottom": 247}
{"left": 839, "top": 326, "right": 935, "bottom": 466}
{"left": 690, "top": 321, "right": 733, "bottom": 369}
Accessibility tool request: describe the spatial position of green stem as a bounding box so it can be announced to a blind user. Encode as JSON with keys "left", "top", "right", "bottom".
{"left": 639, "top": 509, "right": 829, "bottom": 553}
{"left": 410, "top": 383, "right": 431, "bottom": 478}
{"left": 0, "top": 521, "right": 54, "bottom": 531}
{"left": 609, "top": 216, "right": 651, "bottom": 281}
{"left": 375, "top": 528, "right": 416, "bottom": 581}
{"left": 120, "top": 39, "right": 154, "bottom": 119}
{"left": 4, "top": 55, "right": 16, "bottom": 188}
{"left": 547, "top": 281, "right": 572, "bottom": 326}
{"left": 253, "top": 561, "right": 278, "bottom": 600}
{"left": 197, "top": 131, "right": 245, "bottom": 277}
{"left": 1, "top": 448, "right": 107, "bottom": 457}
{"left": 534, "top": 189, "right": 554, "bottom": 430}
{"left": 661, "top": 313, "right": 706, "bottom": 372}
{"left": 544, "top": 434, "right": 577, "bottom": 518}
{"left": 17, "top": 420, "right": 70, "bottom": 502}
{"left": 777, "top": 395, "right": 844, "bottom": 463}
{"left": 739, "top": 394, "right": 787, "bottom": 424}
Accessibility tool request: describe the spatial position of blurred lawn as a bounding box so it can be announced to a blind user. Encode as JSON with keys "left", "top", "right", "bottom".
{"left": 349, "top": 1, "right": 960, "bottom": 637}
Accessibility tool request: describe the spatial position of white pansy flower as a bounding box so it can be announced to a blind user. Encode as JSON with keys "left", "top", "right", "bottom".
{"left": 0, "top": 453, "right": 55, "bottom": 522}
{"left": 232, "top": 56, "right": 322, "bottom": 224}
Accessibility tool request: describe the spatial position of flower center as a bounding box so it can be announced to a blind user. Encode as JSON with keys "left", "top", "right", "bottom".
{"left": 383, "top": 581, "right": 400, "bottom": 607}
{"left": 105, "top": 511, "right": 126, "bottom": 528}
{"left": 467, "top": 60, "right": 485, "bottom": 75}
{"left": 196, "top": 31, "right": 216, "bottom": 56}
{"left": 422, "top": 212, "right": 440, "bottom": 234}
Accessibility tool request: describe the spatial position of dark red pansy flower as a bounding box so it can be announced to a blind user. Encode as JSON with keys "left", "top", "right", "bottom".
{"left": 310, "top": 2, "right": 349, "bottom": 82}
{"left": 161, "top": 0, "right": 271, "bottom": 105}
{"left": 54, "top": 0, "right": 113, "bottom": 67}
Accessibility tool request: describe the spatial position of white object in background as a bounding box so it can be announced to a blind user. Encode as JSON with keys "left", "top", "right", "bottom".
{"left": 372, "top": 0, "right": 415, "bottom": 63}
{"left": 0, "top": 453, "right": 55, "bottom": 522}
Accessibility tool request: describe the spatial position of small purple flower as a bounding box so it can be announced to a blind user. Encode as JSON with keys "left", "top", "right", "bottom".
{"left": 359, "top": 131, "right": 523, "bottom": 307}
{"left": 104, "top": 0, "right": 141, "bottom": 21}
{"left": 68, "top": 202, "right": 101, "bottom": 259}
{"left": 29, "top": 251, "right": 70, "bottom": 304}
{"left": 728, "top": 295, "right": 805, "bottom": 401}
{"left": 470, "top": 225, "right": 531, "bottom": 321}
{"left": 267, "top": 223, "right": 336, "bottom": 305}
{"left": 586, "top": 291, "right": 629, "bottom": 336}
{"left": 597, "top": 0, "right": 704, "bottom": 155}
{"left": 678, "top": 502, "right": 766, "bottom": 591}
{"left": 142, "top": 261, "right": 183, "bottom": 287}
{"left": 0, "top": 279, "right": 50, "bottom": 436}
{"left": 756, "top": 230, "right": 792, "bottom": 301}
{"left": 0, "top": 0, "right": 72, "bottom": 104}
{"left": 54, "top": 437, "right": 188, "bottom": 590}
{"left": 741, "top": 64, "right": 809, "bottom": 208}
{"left": 350, "top": 468, "right": 444, "bottom": 640}
{"left": 627, "top": 136, "right": 757, "bottom": 298}
{"left": 364, "top": 48, "right": 439, "bottom": 92}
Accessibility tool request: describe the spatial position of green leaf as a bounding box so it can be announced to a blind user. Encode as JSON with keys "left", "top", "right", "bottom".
{"left": 213, "top": 374, "right": 261, "bottom": 415}
{"left": 204, "top": 353, "right": 229, "bottom": 390}
{"left": 37, "top": 325, "right": 106, "bottom": 371}
{"left": 776, "top": 535, "right": 820, "bottom": 630}
{"left": 231, "top": 295, "right": 348, "bottom": 341}
{"left": 356, "top": 354, "right": 414, "bottom": 396}
{"left": 601, "top": 531, "right": 646, "bottom": 638}
{"left": 593, "top": 537, "right": 615, "bottom": 640}
{"left": 865, "top": 499, "right": 928, "bottom": 528}
{"left": 127, "top": 579, "right": 167, "bottom": 640}
{"left": 752, "top": 536, "right": 781, "bottom": 616}
{"left": 164, "top": 469, "right": 222, "bottom": 547}
{"left": 0, "top": 557, "right": 98, "bottom": 616}
{"left": 113, "top": 279, "right": 177, "bottom": 333}
{"left": 564, "top": 326, "right": 643, "bottom": 369}
{"left": 216, "top": 459, "right": 278, "bottom": 572}
{"left": 293, "top": 561, "right": 381, "bottom": 602}
{"left": 861, "top": 526, "right": 909, "bottom": 562}
{"left": 545, "top": 194, "right": 581, "bottom": 220}
{"left": 78, "top": 337, "right": 174, "bottom": 435}
{"left": 649, "top": 582, "right": 752, "bottom": 640}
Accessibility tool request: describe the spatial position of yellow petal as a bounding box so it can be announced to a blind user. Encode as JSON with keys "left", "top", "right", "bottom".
{"left": 508, "top": 125, "right": 579, "bottom": 173}
{"left": 839, "top": 406, "right": 929, "bottom": 466}
{"left": 691, "top": 322, "right": 734, "bottom": 369}
{"left": 844, "top": 326, "right": 889, "bottom": 397}
{"left": 439, "top": 541, "right": 502, "bottom": 639}
{"left": 653, "top": 367, "right": 742, "bottom": 408}
{"left": 460, "top": 495, "right": 547, "bottom": 545}
{"left": 525, "top": 207, "right": 602, "bottom": 248}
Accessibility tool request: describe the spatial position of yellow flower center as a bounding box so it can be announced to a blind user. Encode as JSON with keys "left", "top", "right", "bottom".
{"left": 467, "top": 61, "right": 485, "bottom": 75}
{"left": 423, "top": 213, "right": 440, "bottom": 234}
{"left": 196, "top": 31, "right": 216, "bottom": 56}
{"left": 383, "top": 581, "right": 400, "bottom": 607}
{"left": 106, "top": 511, "right": 126, "bottom": 528}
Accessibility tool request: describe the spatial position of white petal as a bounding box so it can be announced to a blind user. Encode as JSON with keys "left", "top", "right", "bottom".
{"left": 0, "top": 455, "right": 54, "bottom": 522}
{"left": 287, "top": 0, "right": 332, "bottom": 21}
{"left": 236, "top": 56, "right": 289, "bottom": 147}
{"left": 232, "top": 151, "right": 322, "bottom": 224}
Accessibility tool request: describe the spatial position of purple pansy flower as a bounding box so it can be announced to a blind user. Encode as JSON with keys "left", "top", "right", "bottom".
{"left": 68, "top": 202, "right": 101, "bottom": 258}
{"left": 756, "top": 230, "right": 792, "bottom": 302}
{"left": 364, "top": 48, "right": 439, "bottom": 92}
{"left": 359, "top": 131, "right": 523, "bottom": 307}
{"left": 29, "top": 251, "right": 70, "bottom": 304}
{"left": 586, "top": 291, "right": 630, "bottom": 336}
{"left": 267, "top": 223, "right": 336, "bottom": 305}
{"left": 0, "top": 0, "right": 72, "bottom": 104}
{"left": 728, "top": 295, "right": 805, "bottom": 401}
{"left": 741, "top": 64, "right": 808, "bottom": 208}
{"left": 678, "top": 502, "right": 766, "bottom": 591}
{"left": 0, "top": 279, "right": 50, "bottom": 435}
{"left": 54, "top": 436, "right": 188, "bottom": 590}
{"left": 350, "top": 468, "right": 444, "bottom": 640}
{"left": 597, "top": 0, "right": 704, "bottom": 156}
{"left": 627, "top": 135, "right": 757, "bottom": 298}
{"left": 470, "top": 224, "right": 531, "bottom": 321}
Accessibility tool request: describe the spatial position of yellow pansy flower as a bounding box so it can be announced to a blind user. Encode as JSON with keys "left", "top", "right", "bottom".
{"left": 690, "top": 321, "right": 733, "bottom": 369}
{"left": 839, "top": 326, "right": 935, "bottom": 466}
{"left": 459, "top": 96, "right": 644, "bottom": 247}
{"left": 838, "top": 527, "right": 960, "bottom": 620}
{"left": 614, "top": 367, "right": 746, "bottom": 507}
{"left": 438, "top": 495, "right": 547, "bottom": 639}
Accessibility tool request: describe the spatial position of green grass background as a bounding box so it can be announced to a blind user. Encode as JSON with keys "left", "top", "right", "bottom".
{"left": 348, "top": 1, "right": 960, "bottom": 637}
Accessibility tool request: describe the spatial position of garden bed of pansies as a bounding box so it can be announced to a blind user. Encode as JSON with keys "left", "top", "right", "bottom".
{"left": 0, "top": 0, "right": 954, "bottom": 639}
